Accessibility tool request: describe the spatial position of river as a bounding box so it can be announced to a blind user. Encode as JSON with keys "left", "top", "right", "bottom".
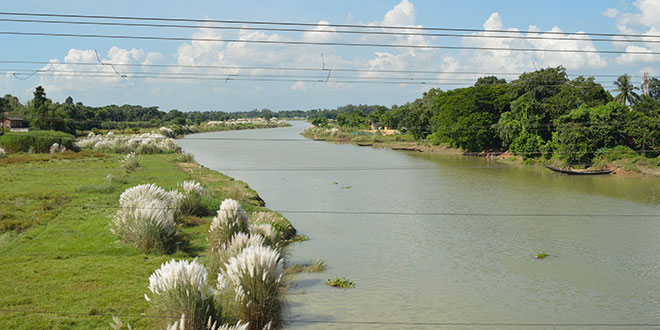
{"left": 178, "top": 121, "right": 660, "bottom": 330}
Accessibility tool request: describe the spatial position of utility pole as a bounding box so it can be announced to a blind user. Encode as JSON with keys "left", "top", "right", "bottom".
{"left": 642, "top": 72, "right": 650, "bottom": 96}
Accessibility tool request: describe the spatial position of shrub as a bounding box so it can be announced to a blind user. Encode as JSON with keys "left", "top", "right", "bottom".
{"left": 250, "top": 212, "right": 296, "bottom": 241}
{"left": 176, "top": 152, "right": 195, "bottom": 162}
{"left": 0, "top": 130, "right": 75, "bottom": 153}
{"left": 594, "top": 146, "right": 638, "bottom": 162}
{"left": 165, "top": 315, "right": 248, "bottom": 330}
{"left": 49, "top": 143, "right": 66, "bottom": 154}
{"left": 218, "top": 245, "right": 284, "bottom": 330}
{"left": 178, "top": 180, "right": 207, "bottom": 216}
{"left": 208, "top": 232, "right": 266, "bottom": 282}
{"left": 208, "top": 199, "right": 249, "bottom": 251}
{"left": 249, "top": 224, "right": 282, "bottom": 249}
{"left": 76, "top": 131, "right": 180, "bottom": 154}
{"left": 121, "top": 152, "right": 141, "bottom": 172}
{"left": 0, "top": 147, "right": 6, "bottom": 158}
{"left": 111, "top": 184, "right": 178, "bottom": 253}
{"left": 146, "top": 259, "right": 218, "bottom": 330}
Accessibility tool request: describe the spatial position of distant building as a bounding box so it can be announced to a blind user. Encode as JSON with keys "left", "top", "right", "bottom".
{"left": 2, "top": 113, "right": 28, "bottom": 132}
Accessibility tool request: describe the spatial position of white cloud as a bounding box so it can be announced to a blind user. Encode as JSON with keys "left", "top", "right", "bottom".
{"left": 603, "top": 8, "right": 619, "bottom": 18}
{"left": 383, "top": 0, "right": 416, "bottom": 26}
{"left": 461, "top": 13, "right": 607, "bottom": 73}
{"left": 301, "top": 21, "right": 340, "bottom": 43}
{"left": 37, "top": 48, "right": 158, "bottom": 93}
{"left": 607, "top": 0, "right": 660, "bottom": 64}
{"left": 291, "top": 81, "right": 307, "bottom": 91}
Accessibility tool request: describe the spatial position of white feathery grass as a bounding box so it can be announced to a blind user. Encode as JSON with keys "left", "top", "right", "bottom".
{"left": 112, "top": 184, "right": 178, "bottom": 253}
{"left": 248, "top": 224, "right": 281, "bottom": 248}
{"left": 49, "top": 142, "right": 66, "bottom": 154}
{"left": 168, "top": 189, "right": 185, "bottom": 218}
{"left": 166, "top": 316, "right": 249, "bottom": 330}
{"left": 208, "top": 199, "right": 249, "bottom": 250}
{"left": 0, "top": 147, "right": 7, "bottom": 158}
{"left": 218, "top": 245, "right": 283, "bottom": 329}
{"left": 76, "top": 132, "right": 180, "bottom": 154}
{"left": 147, "top": 259, "right": 214, "bottom": 299}
{"left": 148, "top": 259, "right": 220, "bottom": 330}
{"left": 159, "top": 126, "right": 175, "bottom": 138}
{"left": 181, "top": 180, "right": 205, "bottom": 196}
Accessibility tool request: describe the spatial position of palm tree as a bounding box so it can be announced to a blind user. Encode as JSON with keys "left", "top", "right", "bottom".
{"left": 613, "top": 74, "right": 639, "bottom": 106}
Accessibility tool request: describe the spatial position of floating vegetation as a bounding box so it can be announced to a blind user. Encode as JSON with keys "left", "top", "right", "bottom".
{"left": 326, "top": 277, "right": 355, "bottom": 288}
{"left": 288, "top": 234, "right": 310, "bottom": 243}
{"left": 332, "top": 181, "right": 338, "bottom": 185}
{"left": 341, "top": 186, "right": 352, "bottom": 189}
{"left": 534, "top": 252, "right": 550, "bottom": 259}
{"left": 286, "top": 259, "right": 327, "bottom": 274}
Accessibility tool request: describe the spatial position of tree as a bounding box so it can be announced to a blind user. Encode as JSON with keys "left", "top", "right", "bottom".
{"left": 613, "top": 74, "right": 639, "bottom": 106}
{"left": 648, "top": 77, "right": 660, "bottom": 101}
{"left": 475, "top": 76, "right": 507, "bottom": 86}
{"left": 30, "top": 86, "right": 50, "bottom": 129}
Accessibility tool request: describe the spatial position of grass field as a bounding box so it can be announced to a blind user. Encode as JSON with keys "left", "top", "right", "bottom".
{"left": 0, "top": 152, "right": 294, "bottom": 329}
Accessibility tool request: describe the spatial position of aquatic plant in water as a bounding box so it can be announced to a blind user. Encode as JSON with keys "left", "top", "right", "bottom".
{"left": 326, "top": 277, "right": 355, "bottom": 288}
{"left": 218, "top": 245, "right": 284, "bottom": 330}
{"left": 147, "top": 259, "right": 219, "bottom": 330}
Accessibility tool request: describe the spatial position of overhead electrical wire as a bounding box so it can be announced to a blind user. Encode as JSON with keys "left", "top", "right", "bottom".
{"left": 1, "top": 11, "right": 659, "bottom": 39}
{"left": 2, "top": 30, "right": 659, "bottom": 55}
{"left": 0, "top": 60, "right": 650, "bottom": 78}
{"left": 1, "top": 17, "right": 660, "bottom": 44}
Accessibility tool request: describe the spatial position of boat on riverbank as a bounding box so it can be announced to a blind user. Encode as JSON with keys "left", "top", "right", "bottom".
{"left": 545, "top": 165, "right": 613, "bottom": 175}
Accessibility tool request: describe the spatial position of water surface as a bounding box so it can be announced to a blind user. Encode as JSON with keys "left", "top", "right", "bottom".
{"left": 178, "top": 121, "right": 660, "bottom": 329}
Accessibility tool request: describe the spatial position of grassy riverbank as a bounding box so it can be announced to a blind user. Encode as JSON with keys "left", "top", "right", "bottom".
{"left": 0, "top": 151, "right": 297, "bottom": 329}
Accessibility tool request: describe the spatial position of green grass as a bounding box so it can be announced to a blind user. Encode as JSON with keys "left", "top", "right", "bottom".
{"left": 0, "top": 152, "right": 296, "bottom": 329}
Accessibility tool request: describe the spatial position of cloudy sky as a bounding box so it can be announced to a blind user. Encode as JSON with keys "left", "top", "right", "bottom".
{"left": 1, "top": 0, "right": 659, "bottom": 111}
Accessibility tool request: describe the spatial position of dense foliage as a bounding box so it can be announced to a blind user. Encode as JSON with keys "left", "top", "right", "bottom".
{"left": 315, "top": 66, "right": 660, "bottom": 164}
{"left": 0, "top": 130, "right": 75, "bottom": 153}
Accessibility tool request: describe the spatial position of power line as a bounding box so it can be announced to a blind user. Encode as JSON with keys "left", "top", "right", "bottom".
{"left": 1, "top": 11, "right": 659, "bottom": 40}
{"left": 1, "top": 31, "right": 659, "bottom": 55}
{"left": 0, "top": 59, "right": 651, "bottom": 78}
{"left": 3, "top": 70, "right": 628, "bottom": 87}
{"left": 2, "top": 17, "right": 660, "bottom": 45}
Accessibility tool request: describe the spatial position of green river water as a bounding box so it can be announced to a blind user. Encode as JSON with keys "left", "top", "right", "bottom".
{"left": 178, "top": 121, "right": 660, "bottom": 329}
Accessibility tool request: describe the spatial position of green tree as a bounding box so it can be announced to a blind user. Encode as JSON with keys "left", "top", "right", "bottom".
{"left": 475, "top": 76, "right": 507, "bottom": 86}
{"left": 613, "top": 74, "right": 639, "bottom": 106}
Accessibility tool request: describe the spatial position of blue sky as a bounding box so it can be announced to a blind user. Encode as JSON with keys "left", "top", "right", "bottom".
{"left": 1, "top": 0, "right": 658, "bottom": 111}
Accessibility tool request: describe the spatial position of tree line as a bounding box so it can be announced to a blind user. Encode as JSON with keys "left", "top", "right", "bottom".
{"left": 312, "top": 67, "right": 660, "bottom": 163}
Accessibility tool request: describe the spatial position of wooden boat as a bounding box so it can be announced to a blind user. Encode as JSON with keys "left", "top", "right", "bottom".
{"left": 545, "top": 165, "right": 613, "bottom": 175}
{"left": 356, "top": 142, "right": 373, "bottom": 147}
{"left": 391, "top": 146, "right": 422, "bottom": 152}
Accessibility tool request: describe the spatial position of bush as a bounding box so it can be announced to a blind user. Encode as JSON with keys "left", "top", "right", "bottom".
{"left": 178, "top": 181, "right": 209, "bottom": 216}
{"left": 594, "top": 146, "right": 638, "bottom": 162}
{"left": 208, "top": 199, "right": 249, "bottom": 252}
{"left": 146, "top": 259, "right": 219, "bottom": 330}
{"left": 176, "top": 152, "right": 195, "bottom": 162}
{"left": 218, "top": 245, "right": 284, "bottom": 330}
{"left": 111, "top": 184, "right": 179, "bottom": 253}
{"left": 208, "top": 232, "right": 266, "bottom": 282}
{"left": 0, "top": 130, "right": 75, "bottom": 153}
{"left": 0, "top": 147, "right": 6, "bottom": 158}
{"left": 121, "top": 152, "right": 141, "bottom": 172}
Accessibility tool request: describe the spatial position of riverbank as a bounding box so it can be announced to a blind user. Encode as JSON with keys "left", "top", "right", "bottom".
{"left": 302, "top": 126, "right": 660, "bottom": 177}
{"left": 0, "top": 151, "right": 298, "bottom": 329}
